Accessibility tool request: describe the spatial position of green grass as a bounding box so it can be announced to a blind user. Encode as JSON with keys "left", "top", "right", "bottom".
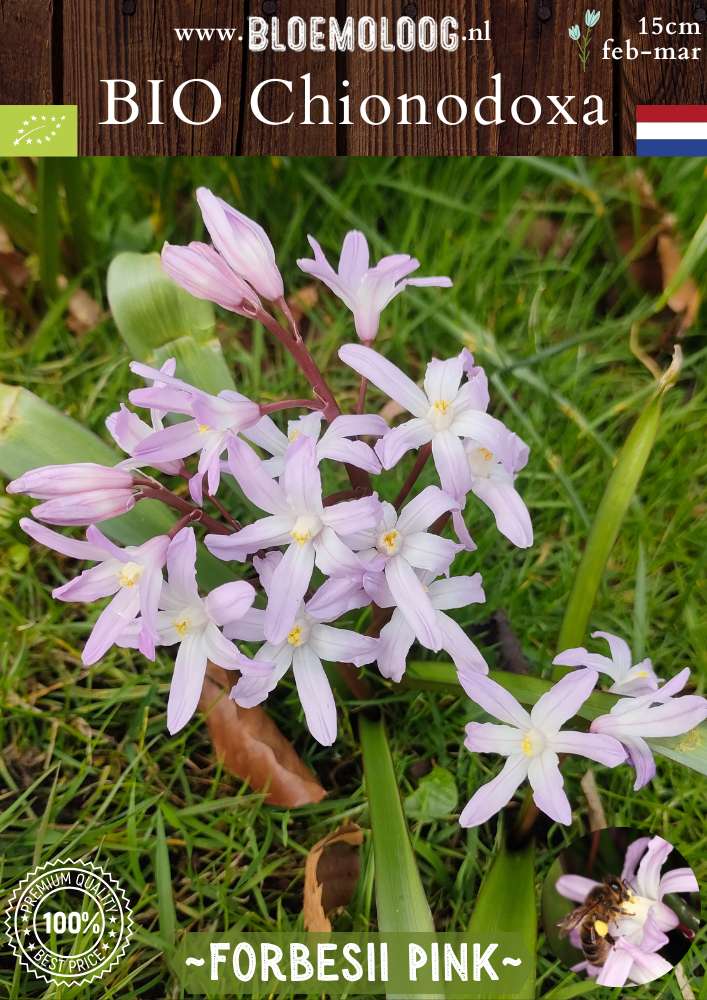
{"left": 0, "top": 156, "right": 705, "bottom": 999}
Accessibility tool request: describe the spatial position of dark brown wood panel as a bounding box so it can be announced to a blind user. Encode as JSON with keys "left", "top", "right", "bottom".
{"left": 619, "top": 0, "right": 707, "bottom": 153}
{"left": 496, "top": 0, "right": 614, "bottom": 155}
{"left": 0, "top": 0, "right": 55, "bottom": 105}
{"left": 1, "top": 1, "right": 706, "bottom": 155}
{"left": 238, "top": 0, "right": 338, "bottom": 155}
{"left": 345, "top": 0, "right": 497, "bottom": 155}
{"left": 63, "top": 1, "right": 245, "bottom": 155}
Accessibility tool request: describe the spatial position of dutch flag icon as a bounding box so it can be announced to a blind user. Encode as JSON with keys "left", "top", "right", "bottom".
{"left": 636, "top": 105, "right": 707, "bottom": 156}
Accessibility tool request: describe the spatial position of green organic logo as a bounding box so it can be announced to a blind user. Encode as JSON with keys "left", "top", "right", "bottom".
{"left": 0, "top": 106, "right": 77, "bottom": 156}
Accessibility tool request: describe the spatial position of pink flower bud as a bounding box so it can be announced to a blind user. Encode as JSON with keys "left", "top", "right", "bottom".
{"left": 196, "top": 187, "right": 284, "bottom": 301}
{"left": 7, "top": 463, "right": 134, "bottom": 499}
{"left": 31, "top": 489, "right": 136, "bottom": 525}
{"left": 161, "top": 241, "right": 261, "bottom": 317}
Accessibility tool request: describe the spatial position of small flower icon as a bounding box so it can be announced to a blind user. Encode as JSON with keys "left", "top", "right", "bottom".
{"left": 568, "top": 9, "right": 601, "bottom": 70}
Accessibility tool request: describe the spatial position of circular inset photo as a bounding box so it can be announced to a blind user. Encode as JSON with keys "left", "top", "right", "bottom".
{"left": 542, "top": 828, "right": 700, "bottom": 988}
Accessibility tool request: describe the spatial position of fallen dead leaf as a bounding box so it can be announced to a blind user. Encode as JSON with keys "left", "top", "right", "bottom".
{"left": 580, "top": 770, "right": 607, "bottom": 832}
{"left": 379, "top": 398, "right": 406, "bottom": 423}
{"left": 303, "top": 822, "right": 363, "bottom": 931}
{"left": 287, "top": 283, "right": 319, "bottom": 324}
{"left": 199, "top": 663, "right": 326, "bottom": 808}
{"left": 66, "top": 288, "right": 104, "bottom": 335}
{"left": 657, "top": 232, "right": 700, "bottom": 334}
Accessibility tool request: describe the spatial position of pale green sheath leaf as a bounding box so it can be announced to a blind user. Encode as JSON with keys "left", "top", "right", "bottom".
{"left": 107, "top": 251, "right": 234, "bottom": 393}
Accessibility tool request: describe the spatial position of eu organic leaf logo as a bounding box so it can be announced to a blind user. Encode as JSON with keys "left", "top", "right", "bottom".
{"left": 13, "top": 113, "right": 66, "bottom": 148}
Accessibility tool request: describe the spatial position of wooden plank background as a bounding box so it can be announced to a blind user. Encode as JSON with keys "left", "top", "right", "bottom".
{"left": 0, "top": 0, "right": 705, "bottom": 155}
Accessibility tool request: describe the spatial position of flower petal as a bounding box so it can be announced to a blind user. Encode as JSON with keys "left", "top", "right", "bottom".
{"left": 431, "top": 429, "right": 471, "bottom": 501}
{"left": 305, "top": 575, "right": 370, "bottom": 623}
{"left": 527, "top": 751, "right": 572, "bottom": 825}
{"left": 635, "top": 836, "right": 672, "bottom": 901}
{"left": 166, "top": 527, "right": 199, "bottom": 603}
{"left": 321, "top": 494, "right": 382, "bottom": 536}
{"left": 465, "top": 722, "right": 522, "bottom": 756}
{"left": 429, "top": 573, "right": 485, "bottom": 610}
{"left": 550, "top": 730, "right": 626, "bottom": 767}
{"left": 339, "top": 344, "right": 428, "bottom": 418}
{"left": 226, "top": 437, "right": 288, "bottom": 514}
{"left": 319, "top": 437, "right": 381, "bottom": 474}
{"left": 591, "top": 630, "right": 632, "bottom": 669}
{"left": 424, "top": 354, "right": 464, "bottom": 404}
{"left": 458, "top": 754, "right": 528, "bottom": 828}
{"left": 205, "top": 514, "right": 293, "bottom": 561}
{"left": 205, "top": 581, "right": 256, "bottom": 626}
{"left": 457, "top": 671, "right": 531, "bottom": 728}
{"left": 396, "top": 484, "right": 458, "bottom": 534}
{"left": 309, "top": 623, "right": 378, "bottom": 666}
{"left": 621, "top": 837, "right": 651, "bottom": 881}
{"left": 659, "top": 867, "right": 698, "bottom": 897}
{"left": 401, "top": 531, "right": 460, "bottom": 574}
{"left": 264, "top": 541, "right": 315, "bottom": 644}
{"left": 451, "top": 508, "right": 477, "bottom": 552}
{"left": 385, "top": 555, "right": 442, "bottom": 651}
{"left": 438, "top": 613, "right": 488, "bottom": 675}
{"left": 292, "top": 645, "right": 337, "bottom": 746}
{"left": 20, "top": 517, "right": 109, "bottom": 561}
{"left": 376, "top": 419, "right": 433, "bottom": 469}
{"left": 313, "top": 526, "right": 361, "bottom": 576}
{"left": 282, "top": 436, "right": 323, "bottom": 514}
{"left": 530, "top": 668, "right": 598, "bottom": 734}
{"left": 470, "top": 477, "right": 533, "bottom": 548}
{"left": 375, "top": 612, "right": 415, "bottom": 682}
{"left": 82, "top": 587, "right": 141, "bottom": 665}
{"left": 167, "top": 632, "right": 207, "bottom": 734}
{"left": 555, "top": 875, "right": 599, "bottom": 903}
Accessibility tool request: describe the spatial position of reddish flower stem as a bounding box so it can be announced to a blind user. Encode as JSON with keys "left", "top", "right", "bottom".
{"left": 134, "top": 481, "right": 233, "bottom": 536}
{"left": 356, "top": 377, "right": 368, "bottom": 414}
{"left": 260, "top": 398, "right": 323, "bottom": 415}
{"left": 394, "top": 443, "right": 432, "bottom": 510}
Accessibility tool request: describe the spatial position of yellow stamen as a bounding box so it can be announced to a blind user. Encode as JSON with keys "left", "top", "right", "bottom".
{"left": 288, "top": 428, "right": 301, "bottom": 443}
{"left": 198, "top": 423, "right": 211, "bottom": 433}
{"left": 381, "top": 530, "right": 400, "bottom": 554}
{"left": 174, "top": 616, "right": 190, "bottom": 637}
{"left": 287, "top": 626, "right": 303, "bottom": 647}
{"left": 433, "top": 399, "right": 450, "bottom": 414}
{"left": 594, "top": 920, "right": 609, "bottom": 938}
{"left": 118, "top": 561, "right": 144, "bottom": 588}
{"left": 290, "top": 530, "right": 311, "bottom": 545}
{"left": 636, "top": 671, "right": 648, "bottom": 678}
{"left": 521, "top": 735, "right": 533, "bottom": 756}
{"left": 479, "top": 447, "right": 493, "bottom": 461}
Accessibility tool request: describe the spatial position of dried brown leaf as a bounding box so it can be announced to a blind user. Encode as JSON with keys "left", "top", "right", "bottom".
{"left": 657, "top": 232, "right": 701, "bottom": 333}
{"left": 0, "top": 251, "right": 30, "bottom": 297}
{"left": 580, "top": 769, "right": 607, "bottom": 832}
{"left": 303, "top": 822, "right": 363, "bottom": 932}
{"left": 199, "top": 664, "right": 326, "bottom": 808}
{"left": 379, "top": 398, "right": 406, "bottom": 423}
{"left": 67, "top": 288, "right": 104, "bottom": 335}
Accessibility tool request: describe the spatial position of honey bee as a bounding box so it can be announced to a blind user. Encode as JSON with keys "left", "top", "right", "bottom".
{"left": 558, "top": 876, "right": 634, "bottom": 967}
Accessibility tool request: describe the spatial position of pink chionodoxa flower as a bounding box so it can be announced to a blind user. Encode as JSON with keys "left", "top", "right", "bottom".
{"left": 106, "top": 358, "right": 182, "bottom": 475}
{"left": 553, "top": 630, "right": 660, "bottom": 696}
{"left": 7, "top": 463, "right": 137, "bottom": 525}
{"left": 370, "top": 571, "right": 488, "bottom": 681}
{"left": 458, "top": 669, "right": 626, "bottom": 828}
{"left": 557, "top": 835, "right": 697, "bottom": 987}
{"left": 20, "top": 517, "right": 169, "bottom": 663}
{"left": 195, "top": 187, "right": 284, "bottom": 301}
{"left": 340, "top": 486, "right": 462, "bottom": 652}
{"left": 226, "top": 554, "right": 379, "bottom": 746}
{"left": 251, "top": 410, "right": 388, "bottom": 478}
{"left": 205, "top": 436, "right": 382, "bottom": 645}
{"left": 128, "top": 361, "right": 262, "bottom": 504}
{"left": 339, "top": 345, "right": 532, "bottom": 548}
{"left": 161, "top": 241, "right": 261, "bottom": 317}
{"left": 297, "top": 230, "right": 452, "bottom": 344}
{"left": 590, "top": 668, "right": 707, "bottom": 790}
{"left": 117, "top": 527, "right": 272, "bottom": 735}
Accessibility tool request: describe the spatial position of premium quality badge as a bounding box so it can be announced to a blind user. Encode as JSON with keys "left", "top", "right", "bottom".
{"left": 5, "top": 858, "right": 133, "bottom": 987}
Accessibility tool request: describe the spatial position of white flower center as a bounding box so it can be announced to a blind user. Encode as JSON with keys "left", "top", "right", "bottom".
{"left": 427, "top": 398, "right": 454, "bottom": 432}
{"left": 290, "top": 514, "right": 321, "bottom": 546}
{"left": 521, "top": 728, "right": 547, "bottom": 757}
{"left": 118, "top": 561, "right": 144, "bottom": 588}
{"left": 377, "top": 528, "right": 402, "bottom": 556}
{"left": 468, "top": 445, "right": 496, "bottom": 479}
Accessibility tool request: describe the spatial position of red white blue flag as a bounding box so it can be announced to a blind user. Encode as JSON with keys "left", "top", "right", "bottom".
{"left": 636, "top": 106, "right": 707, "bottom": 156}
